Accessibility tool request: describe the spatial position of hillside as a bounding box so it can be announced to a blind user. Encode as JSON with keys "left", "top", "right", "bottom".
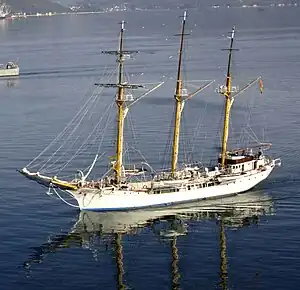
{"left": 69, "top": 0, "right": 300, "bottom": 12}
{"left": 5, "top": 0, "right": 70, "bottom": 14}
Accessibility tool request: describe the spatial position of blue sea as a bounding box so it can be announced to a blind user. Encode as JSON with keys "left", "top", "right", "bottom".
{"left": 0, "top": 6, "right": 300, "bottom": 290}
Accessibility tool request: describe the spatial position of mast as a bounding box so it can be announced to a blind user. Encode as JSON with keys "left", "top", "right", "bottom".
{"left": 220, "top": 27, "right": 236, "bottom": 169}
{"left": 98, "top": 21, "right": 142, "bottom": 184}
{"left": 171, "top": 11, "right": 187, "bottom": 176}
{"left": 115, "top": 20, "right": 126, "bottom": 184}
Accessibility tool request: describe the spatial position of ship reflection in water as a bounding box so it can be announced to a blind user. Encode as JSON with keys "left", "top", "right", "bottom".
{"left": 23, "top": 190, "right": 274, "bottom": 289}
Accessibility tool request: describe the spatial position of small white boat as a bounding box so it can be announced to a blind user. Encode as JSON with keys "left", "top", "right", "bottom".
{"left": 0, "top": 62, "right": 20, "bottom": 77}
{"left": 0, "top": 3, "right": 10, "bottom": 20}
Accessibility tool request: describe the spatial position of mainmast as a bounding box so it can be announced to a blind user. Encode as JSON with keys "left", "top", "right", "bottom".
{"left": 220, "top": 27, "right": 236, "bottom": 169}
{"left": 171, "top": 11, "right": 187, "bottom": 176}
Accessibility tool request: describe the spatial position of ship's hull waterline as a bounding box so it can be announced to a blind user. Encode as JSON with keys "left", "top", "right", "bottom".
{"left": 67, "top": 165, "right": 274, "bottom": 211}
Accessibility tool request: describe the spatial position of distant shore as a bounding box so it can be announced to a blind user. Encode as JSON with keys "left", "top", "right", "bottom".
{"left": 3, "top": 2, "right": 299, "bottom": 20}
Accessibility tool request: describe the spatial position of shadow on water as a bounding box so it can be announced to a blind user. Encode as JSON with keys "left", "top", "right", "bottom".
{"left": 22, "top": 190, "right": 277, "bottom": 289}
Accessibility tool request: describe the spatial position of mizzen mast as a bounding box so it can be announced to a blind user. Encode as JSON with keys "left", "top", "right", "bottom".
{"left": 171, "top": 11, "right": 187, "bottom": 177}
{"left": 220, "top": 27, "right": 238, "bottom": 169}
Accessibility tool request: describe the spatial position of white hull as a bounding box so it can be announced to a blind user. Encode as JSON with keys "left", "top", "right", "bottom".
{"left": 69, "top": 165, "right": 274, "bottom": 211}
{"left": 0, "top": 67, "right": 19, "bottom": 77}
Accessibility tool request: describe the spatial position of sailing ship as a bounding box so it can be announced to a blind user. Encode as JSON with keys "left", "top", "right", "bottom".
{"left": 20, "top": 12, "right": 281, "bottom": 211}
{"left": 23, "top": 191, "right": 274, "bottom": 289}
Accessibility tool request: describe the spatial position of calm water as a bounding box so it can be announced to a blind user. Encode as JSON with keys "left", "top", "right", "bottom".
{"left": 1, "top": 7, "right": 300, "bottom": 290}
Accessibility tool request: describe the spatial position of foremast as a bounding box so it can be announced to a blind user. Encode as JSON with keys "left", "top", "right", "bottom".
{"left": 171, "top": 11, "right": 187, "bottom": 177}
{"left": 220, "top": 27, "right": 236, "bottom": 169}
{"left": 115, "top": 20, "right": 126, "bottom": 184}
{"left": 99, "top": 21, "right": 141, "bottom": 184}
